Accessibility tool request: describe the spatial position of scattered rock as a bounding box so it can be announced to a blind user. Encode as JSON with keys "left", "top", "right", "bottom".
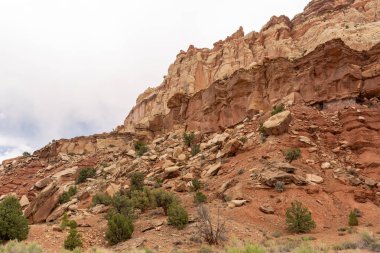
{"left": 229, "top": 199, "right": 248, "bottom": 207}
{"left": 205, "top": 162, "right": 222, "bottom": 177}
{"left": 259, "top": 204, "right": 274, "bottom": 214}
{"left": 216, "top": 139, "right": 242, "bottom": 158}
{"left": 321, "top": 162, "right": 331, "bottom": 169}
{"left": 306, "top": 174, "right": 324, "bottom": 184}
{"left": 105, "top": 183, "right": 121, "bottom": 197}
{"left": 34, "top": 177, "right": 53, "bottom": 189}
{"left": 19, "top": 195, "right": 30, "bottom": 207}
{"left": 164, "top": 166, "right": 181, "bottom": 179}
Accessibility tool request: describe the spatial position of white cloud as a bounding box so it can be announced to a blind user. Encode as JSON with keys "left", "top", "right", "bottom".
{"left": 0, "top": 0, "right": 310, "bottom": 162}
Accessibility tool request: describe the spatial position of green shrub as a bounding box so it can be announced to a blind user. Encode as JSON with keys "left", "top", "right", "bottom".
{"left": 285, "top": 148, "right": 301, "bottom": 163}
{"left": 348, "top": 210, "right": 358, "bottom": 226}
{"left": 271, "top": 104, "right": 285, "bottom": 116}
{"left": 59, "top": 192, "right": 71, "bottom": 204}
{"left": 191, "top": 178, "right": 202, "bottom": 192}
{"left": 129, "top": 188, "right": 154, "bottom": 213}
{"left": 134, "top": 141, "right": 148, "bottom": 156}
{"left": 22, "top": 152, "right": 31, "bottom": 157}
{"left": 191, "top": 144, "right": 201, "bottom": 156}
{"left": 0, "top": 241, "right": 43, "bottom": 253}
{"left": 239, "top": 136, "right": 248, "bottom": 143}
{"left": 286, "top": 201, "right": 316, "bottom": 233}
{"left": 167, "top": 203, "right": 189, "bottom": 229}
{"left": 183, "top": 132, "right": 195, "bottom": 147}
{"left": 92, "top": 193, "right": 113, "bottom": 206}
{"left": 105, "top": 214, "right": 134, "bottom": 245}
{"left": 59, "top": 186, "right": 77, "bottom": 204}
{"left": 152, "top": 189, "right": 177, "bottom": 215}
{"left": 110, "top": 193, "right": 135, "bottom": 218}
{"left": 275, "top": 181, "right": 285, "bottom": 193}
{"left": 194, "top": 192, "right": 207, "bottom": 205}
{"left": 0, "top": 196, "right": 29, "bottom": 241}
{"left": 76, "top": 167, "right": 96, "bottom": 184}
{"left": 61, "top": 213, "right": 78, "bottom": 230}
{"left": 130, "top": 172, "right": 145, "bottom": 191}
{"left": 64, "top": 228, "right": 82, "bottom": 250}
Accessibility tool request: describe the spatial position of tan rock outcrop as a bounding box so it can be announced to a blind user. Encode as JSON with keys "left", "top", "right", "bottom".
{"left": 120, "top": 0, "right": 380, "bottom": 134}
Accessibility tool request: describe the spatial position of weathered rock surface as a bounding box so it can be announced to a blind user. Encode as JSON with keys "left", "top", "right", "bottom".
{"left": 121, "top": 0, "right": 380, "bottom": 134}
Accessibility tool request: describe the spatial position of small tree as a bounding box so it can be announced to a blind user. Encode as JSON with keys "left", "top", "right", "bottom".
{"left": 348, "top": 210, "right": 358, "bottom": 226}
{"left": 130, "top": 172, "right": 145, "bottom": 191}
{"left": 92, "top": 193, "right": 113, "bottom": 206}
{"left": 286, "top": 201, "right": 316, "bottom": 233}
{"left": 285, "top": 148, "right": 301, "bottom": 163}
{"left": 275, "top": 181, "right": 285, "bottom": 193}
{"left": 61, "top": 213, "right": 77, "bottom": 230}
{"left": 134, "top": 141, "right": 148, "bottom": 156}
{"left": 183, "top": 132, "right": 195, "bottom": 147}
{"left": 64, "top": 228, "right": 82, "bottom": 250}
{"left": 196, "top": 205, "right": 226, "bottom": 245}
{"left": 111, "top": 193, "right": 135, "bottom": 218}
{"left": 76, "top": 167, "right": 96, "bottom": 184}
{"left": 152, "top": 189, "right": 177, "bottom": 215}
{"left": 22, "top": 152, "right": 31, "bottom": 157}
{"left": 191, "top": 144, "right": 201, "bottom": 156}
{"left": 191, "top": 178, "right": 202, "bottom": 192}
{"left": 105, "top": 214, "right": 134, "bottom": 245}
{"left": 59, "top": 186, "right": 77, "bottom": 204}
{"left": 167, "top": 203, "right": 189, "bottom": 229}
{"left": 194, "top": 192, "right": 207, "bottom": 205}
{"left": 0, "top": 196, "right": 29, "bottom": 241}
{"left": 271, "top": 104, "right": 285, "bottom": 116}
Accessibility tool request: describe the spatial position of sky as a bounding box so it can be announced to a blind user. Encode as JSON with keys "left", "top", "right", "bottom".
{"left": 0, "top": 0, "right": 310, "bottom": 162}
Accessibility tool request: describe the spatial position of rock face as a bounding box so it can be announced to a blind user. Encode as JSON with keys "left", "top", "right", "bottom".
{"left": 24, "top": 182, "right": 62, "bottom": 223}
{"left": 119, "top": 38, "right": 380, "bottom": 134}
{"left": 120, "top": 0, "right": 380, "bottom": 135}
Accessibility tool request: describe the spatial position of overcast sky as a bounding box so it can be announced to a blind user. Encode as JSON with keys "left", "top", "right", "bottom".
{"left": 0, "top": 0, "right": 309, "bottom": 162}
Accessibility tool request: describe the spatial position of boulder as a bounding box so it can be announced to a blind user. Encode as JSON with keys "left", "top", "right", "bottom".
{"left": 91, "top": 204, "right": 110, "bottom": 214}
{"left": 19, "top": 195, "right": 30, "bottom": 208}
{"left": 216, "top": 139, "right": 242, "bottom": 158}
{"left": 34, "top": 177, "right": 52, "bottom": 189}
{"left": 306, "top": 174, "right": 324, "bottom": 184}
{"left": 105, "top": 183, "right": 121, "bottom": 197}
{"left": 177, "top": 153, "right": 187, "bottom": 161}
{"left": 229, "top": 199, "right": 248, "bottom": 207}
{"left": 52, "top": 167, "right": 78, "bottom": 181}
{"left": 321, "top": 162, "right": 331, "bottom": 169}
{"left": 46, "top": 199, "right": 77, "bottom": 222}
{"left": 207, "top": 133, "right": 230, "bottom": 147}
{"left": 272, "top": 162, "right": 297, "bottom": 173}
{"left": 263, "top": 110, "right": 292, "bottom": 135}
{"left": 164, "top": 166, "right": 181, "bottom": 178}
{"left": 223, "top": 182, "right": 244, "bottom": 201}
{"left": 162, "top": 159, "right": 175, "bottom": 169}
{"left": 259, "top": 170, "right": 307, "bottom": 187}
{"left": 205, "top": 163, "right": 222, "bottom": 177}
{"left": 259, "top": 204, "right": 275, "bottom": 214}
{"left": 24, "top": 182, "right": 62, "bottom": 223}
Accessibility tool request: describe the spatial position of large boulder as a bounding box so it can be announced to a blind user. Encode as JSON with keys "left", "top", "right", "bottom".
{"left": 259, "top": 170, "right": 307, "bottom": 187}
{"left": 24, "top": 182, "right": 63, "bottom": 223}
{"left": 217, "top": 139, "right": 242, "bottom": 158}
{"left": 46, "top": 199, "right": 77, "bottom": 222}
{"left": 262, "top": 110, "right": 292, "bottom": 135}
{"left": 34, "top": 177, "right": 53, "bottom": 189}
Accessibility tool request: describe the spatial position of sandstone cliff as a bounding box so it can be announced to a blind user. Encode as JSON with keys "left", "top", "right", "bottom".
{"left": 120, "top": 0, "right": 380, "bottom": 135}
